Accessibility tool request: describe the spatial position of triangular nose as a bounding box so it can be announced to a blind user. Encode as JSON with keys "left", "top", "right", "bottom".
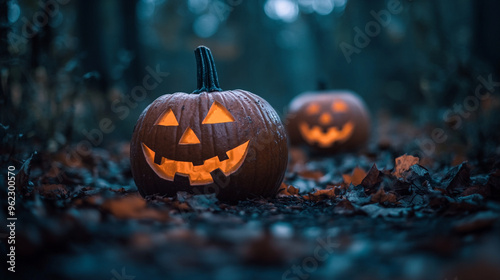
{"left": 179, "top": 127, "right": 200, "bottom": 145}
{"left": 319, "top": 113, "right": 332, "bottom": 125}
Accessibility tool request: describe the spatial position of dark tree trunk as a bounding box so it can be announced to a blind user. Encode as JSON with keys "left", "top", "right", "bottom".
{"left": 473, "top": 0, "right": 500, "bottom": 76}
{"left": 0, "top": 0, "right": 11, "bottom": 125}
{"left": 0, "top": 0, "right": 8, "bottom": 60}
{"left": 77, "top": 0, "right": 109, "bottom": 90}
{"left": 30, "top": 3, "right": 53, "bottom": 71}
{"left": 120, "top": 0, "right": 141, "bottom": 87}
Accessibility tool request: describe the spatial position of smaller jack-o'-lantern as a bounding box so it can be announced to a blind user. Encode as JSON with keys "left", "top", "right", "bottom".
{"left": 130, "top": 46, "right": 288, "bottom": 201}
{"left": 286, "top": 90, "right": 370, "bottom": 153}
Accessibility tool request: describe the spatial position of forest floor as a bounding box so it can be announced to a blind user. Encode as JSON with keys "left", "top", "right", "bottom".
{"left": 1, "top": 118, "right": 500, "bottom": 280}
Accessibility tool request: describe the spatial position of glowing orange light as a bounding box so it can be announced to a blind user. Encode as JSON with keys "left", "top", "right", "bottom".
{"left": 332, "top": 101, "right": 348, "bottom": 112}
{"left": 306, "top": 103, "right": 320, "bottom": 115}
{"left": 202, "top": 101, "right": 235, "bottom": 124}
{"left": 155, "top": 109, "right": 179, "bottom": 126}
{"left": 319, "top": 113, "right": 332, "bottom": 125}
{"left": 142, "top": 141, "right": 250, "bottom": 185}
{"left": 299, "top": 122, "right": 354, "bottom": 148}
{"left": 179, "top": 127, "right": 201, "bottom": 145}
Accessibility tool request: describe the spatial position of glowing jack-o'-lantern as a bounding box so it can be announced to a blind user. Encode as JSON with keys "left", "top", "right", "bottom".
{"left": 130, "top": 46, "right": 288, "bottom": 201}
{"left": 286, "top": 91, "right": 370, "bottom": 153}
{"left": 141, "top": 102, "right": 249, "bottom": 185}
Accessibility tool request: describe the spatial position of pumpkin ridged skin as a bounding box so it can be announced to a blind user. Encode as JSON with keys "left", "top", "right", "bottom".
{"left": 130, "top": 46, "right": 288, "bottom": 202}
{"left": 286, "top": 91, "right": 370, "bottom": 153}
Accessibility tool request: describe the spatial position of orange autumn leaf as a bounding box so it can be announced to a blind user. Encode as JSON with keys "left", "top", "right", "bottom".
{"left": 277, "top": 183, "right": 300, "bottom": 196}
{"left": 277, "top": 182, "right": 287, "bottom": 193}
{"left": 343, "top": 167, "right": 367, "bottom": 186}
{"left": 392, "top": 154, "right": 420, "bottom": 178}
{"left": 342, "top": 174, "right": 351, "bottom": 185}
{"left": 304, "top": 189, "right": 336, "bottom": 201}
{"left": 287, "top": 185, "right": 300, "bottom": 195}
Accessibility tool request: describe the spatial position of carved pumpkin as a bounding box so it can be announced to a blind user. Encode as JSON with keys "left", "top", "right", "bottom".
{"left": 130, "top": 46, "right": 288, "bottom": 201}
{"left": 286, "top": 91, "right": 370, "bottom": 153}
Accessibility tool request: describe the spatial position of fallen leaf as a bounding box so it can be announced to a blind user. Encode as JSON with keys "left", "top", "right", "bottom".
{"left": 287, "top": 185, "right": 299, "bottom": 195}
{"left": 304, "top": 189, "right": 336, "bottom": 201}
{"left": 277, "top": 183, "right": 300, "bottom": 196}
{"left": 392, "top": 154, "right": 420, "bottom": 179}
{"left": 343, "top": 167, "right": 367, "bottom": 186}
{"left": 405, "top": 164, "right": 433, "bottom": 194}
{"left": 443, "top": 163, "right": 471, "bottom": 195}
{"left": 360, "top": 164, "right": 383, "bottom": 193}
{"left": 171, "top": 201, "right": 191, "bottom": 212}
{"left": 370, "top": 189, "right": 398, "bottom": 204}
{"left": 345, "top": 185, "right": 372, "bottom": 205}
{"left": 342, "top": 174, "right": 351, "bottom": 185}
{"left": 277, "top": 182, "right": 287, "bottom": 193}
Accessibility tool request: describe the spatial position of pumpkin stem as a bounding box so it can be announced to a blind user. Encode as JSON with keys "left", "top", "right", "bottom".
{"left": 193, "top": 46, "right": 222, "bottom": 94}
{"left": 317, "top": 80, "right": 328, "bottom": 91}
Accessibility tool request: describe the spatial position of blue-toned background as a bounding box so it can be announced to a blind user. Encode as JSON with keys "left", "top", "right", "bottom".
{"left": 2, "top": 0, "right": 499, "bottom": 149}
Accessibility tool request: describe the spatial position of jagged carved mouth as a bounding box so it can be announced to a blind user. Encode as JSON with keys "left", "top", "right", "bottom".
{"left": 142, "top": 141, "right": 250, "bottom": 185}
{"left": 299, "top": 121, "right": 354, "bottom": 148}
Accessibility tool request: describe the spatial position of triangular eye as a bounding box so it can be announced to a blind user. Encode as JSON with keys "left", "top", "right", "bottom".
{"left": 202, "top": 101, "right": 235, "bottom": 124}
{"left": 332, "top": 101, "right": 348, "bottom": 112}
{"left": 306, "top": 103, "right": 320, "bottom": 115}
{"left": 155, "top": 109, "right": 179, "bottom": 126}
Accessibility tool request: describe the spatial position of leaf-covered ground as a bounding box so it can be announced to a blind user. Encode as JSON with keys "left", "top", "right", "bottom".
{"left": 1, "top": 120, "right": 500, "bottom": 280}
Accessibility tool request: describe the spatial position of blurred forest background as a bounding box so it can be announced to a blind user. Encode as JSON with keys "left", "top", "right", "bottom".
{"left": 1, "top": 0, "right": 499, "bottom": 155}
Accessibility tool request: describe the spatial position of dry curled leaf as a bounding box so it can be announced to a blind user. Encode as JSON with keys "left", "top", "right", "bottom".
{"left": 277, "top": 183, "right": 300, "bottom": 196}
{"left": 444, "top": 163, "right": 471, "bottom": 195}
{"left": 304, "top": 189, "right": 336, "bottom": 201}
{"left": 361, "top": 164, "right": 383, "bottom": 194}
